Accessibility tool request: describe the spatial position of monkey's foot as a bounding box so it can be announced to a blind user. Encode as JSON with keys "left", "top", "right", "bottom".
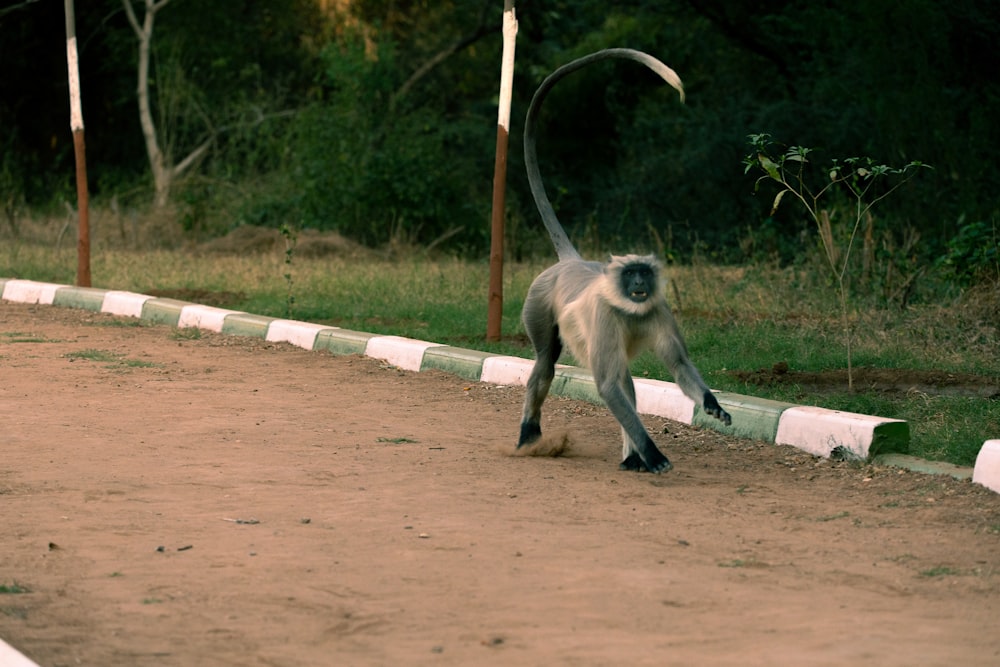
{"left": 620, "top": 451, "right": 673, "bottom": 474}
{"left": 517, "top": 422, "right": 542, "bottom": 448}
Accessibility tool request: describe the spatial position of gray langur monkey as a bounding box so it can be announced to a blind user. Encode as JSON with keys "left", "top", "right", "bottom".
{"left": 517, "top": 48, "right": 732, "bottom": 474}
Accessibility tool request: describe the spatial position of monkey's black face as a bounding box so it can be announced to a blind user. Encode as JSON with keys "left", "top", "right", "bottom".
{"left": 619, "top": 263, "right": 656, "bottom": 303}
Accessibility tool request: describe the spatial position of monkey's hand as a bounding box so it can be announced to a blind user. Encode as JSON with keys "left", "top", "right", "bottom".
{"left": 703, "top": 392, "right": 732, "bottom": 426}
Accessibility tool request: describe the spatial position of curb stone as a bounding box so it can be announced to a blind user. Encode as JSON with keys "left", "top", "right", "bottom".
{"left": 0, "top": 638, "right": 40, "bottom": 667}
{"left": 2, "top": 277, "right": 995, "bottom": 493}
{"left": 972, "top": 441, "right": 1000, "bottom": 493}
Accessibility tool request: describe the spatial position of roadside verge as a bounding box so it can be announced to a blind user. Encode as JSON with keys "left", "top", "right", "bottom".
{"left": 3, "top": 277, "right": 996, "bottom": 493}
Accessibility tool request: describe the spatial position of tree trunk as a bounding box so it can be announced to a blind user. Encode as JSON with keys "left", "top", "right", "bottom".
{"left": 123, "top": 0, "right": 172, "bottom": 207}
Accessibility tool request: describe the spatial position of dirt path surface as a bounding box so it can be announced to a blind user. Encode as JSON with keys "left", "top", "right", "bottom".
{"left": 2, "top": 302, "right": 999, "bottom": 667}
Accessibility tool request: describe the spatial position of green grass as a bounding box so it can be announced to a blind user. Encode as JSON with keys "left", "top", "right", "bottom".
{"left": 1, "top": 331, "right": 54, "bottom": 343}
{"left": 0, "top": 582, "right": 30, "bottom": 594}
{"left": 919, "top": 566, "right": 962, "bottom": 578}
{"left": 0, "top": 606, "right": 28, "bottom": 619}
{"left": 64, "top": 348, "right": 159, "bottom": 369}
{"left": 3, "top": 241, "right": 997, "bottom": 466}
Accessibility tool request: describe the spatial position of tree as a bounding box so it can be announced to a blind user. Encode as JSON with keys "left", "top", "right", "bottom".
{"left": 122, "top": 0, "right": 212, "bottom": 207}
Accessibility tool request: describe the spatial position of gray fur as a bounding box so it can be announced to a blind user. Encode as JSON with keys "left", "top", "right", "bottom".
{"left": 517, "top": 49, "right": 730, "bottom": 474}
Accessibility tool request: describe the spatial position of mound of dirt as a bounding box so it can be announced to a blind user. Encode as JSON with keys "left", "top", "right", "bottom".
{"left": 198, "top": 225, "right": 373, "bottom": 259}
{"left": 732, "top": 361, "right": 1000, "bottom": 398}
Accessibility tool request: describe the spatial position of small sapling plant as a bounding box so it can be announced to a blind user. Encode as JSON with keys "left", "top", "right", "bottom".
{"left": 744, "top": 134, "right": 930, "bottom": 390}
{"left": 279, "top": 222, "right": 298, "bottom": 318}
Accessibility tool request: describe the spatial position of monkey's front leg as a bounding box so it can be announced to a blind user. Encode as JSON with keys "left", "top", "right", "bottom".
{"left": 655, "top": 331, "right": 732, "bottom": 426}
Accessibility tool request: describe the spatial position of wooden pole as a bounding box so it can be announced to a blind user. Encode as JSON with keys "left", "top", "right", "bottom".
{"left": 64, "top": 0, "right": 91, "bottom": 287}
{"left": 486, "top": 1, "right": 517, "bottom": 342}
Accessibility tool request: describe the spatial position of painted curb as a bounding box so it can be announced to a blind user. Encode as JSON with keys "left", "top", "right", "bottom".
{"left": 140, "top": 297, "right": 188, "bottom": 326}
{"left": 551, "top": 366, "right": 602, "bottom": 404}
{"left": 635, "top": 378, "right": 696, "bottom": 424}
{"left": 221, "top": 312, "right": 275, "bottom": 338}
{"left": 52, "top": 285, "right": 107, "bottom": 310}
{"left": 421, "top": 346, "right": 493, "bottom": 381}
{"left": 3, "top": 278, "right": 998, "bottom": 493}
{"left": 693, "top": 392, "right": 797, "bottom": 444}
{"left": 179, "top": 304, "right": 239, "bottom": 332}
{"left": 266, "top": 319, "right": 333, "bottom": 350}
{"left": 0, "top": 639, "right": 40, "bottom": 667}
{"left": 775, "top": 406, "right": 909, "bottom": 460}
{"left": 315, "top": 327, "right": 376, "bottom": 356}
{"left": 101, "top": 290, "right": 150, "bottom": 317}
{"left": 1, "top": 279, "right": 62, "bottom": 304}
{"left": 480, "top": 355, "right": 536, "bottom": 386}
{"left": 973, "top": 440, "right": 1000, "bottom": 493}
{"left": 365, "top": 335, "right": 441, "bottom": 372}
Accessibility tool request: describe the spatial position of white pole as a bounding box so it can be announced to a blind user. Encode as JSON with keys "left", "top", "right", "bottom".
{"left": 486, "top": 2, "right": 517, "bottom": 341}
{"left": 65, "top": 0, "right": 91, "bottom": 286}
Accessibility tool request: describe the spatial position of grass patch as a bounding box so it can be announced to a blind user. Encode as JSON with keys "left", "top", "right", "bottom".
{"left": 65, "top": 349, "right": 120, "bottom": 363}
{"left": 1, "top": 331, "right": 54, "bottom": 343}
{"left": 3, "top": 242, "right": 996, "bottom": 466}
{"left": 0, "top": 582, "right": 30, "bottom": 594}
{"left": 717, "top": 558, "right": 768, "bottom": 569}
{"left": 0, "top": 606, "right": 28, "bottom": 619}
{"left": 64, "top": 348, "right": 159, "bottom": 369}
{"left": 919, "top": 566, "right": 962, "bottom": 578}
{"left": 170, "top": 327, "right": 203, "bottom": 341}
{"left": 87, "top": 318, "right": 148, "bottom": 328}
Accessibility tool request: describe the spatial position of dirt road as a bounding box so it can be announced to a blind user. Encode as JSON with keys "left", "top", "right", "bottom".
{"left": 2, "top": 302, "right": 998, "bottom": 666}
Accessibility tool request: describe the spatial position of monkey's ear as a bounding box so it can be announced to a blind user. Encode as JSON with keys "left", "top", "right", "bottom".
{"left": 608, "top": 254, "right": 625, "bottom": 263}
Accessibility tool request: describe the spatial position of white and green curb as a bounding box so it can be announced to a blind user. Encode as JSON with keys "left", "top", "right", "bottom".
{"left": 366, "top": 335, "right": 441, "bottom": 371}
{"left": 2, "top": 278, "right": 995, "bottom": 492}
{"left": 774, "top": 406, "right": 911, "bottom": 461}
{"left": 0, "top": 638, "right": 39, "bottom": 667}
{"left": 973, "top": 440, "right": 1000, "bottom": 493}
{"left": 420, "top": 346, "right": 493, "bottom": 380}
{"left": 266, "top": 320, "right": 333, "bottom": 349}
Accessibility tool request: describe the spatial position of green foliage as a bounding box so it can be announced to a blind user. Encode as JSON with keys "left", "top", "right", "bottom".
{"left": 2, "top": 0, "right": 999, "bottom": 264}
{"left": 289, "top": 33, "right": 490, "bottom": 250}
{"left": 936, "top": 218, "right": 1000, "bottom": 288}
{"left": 0, "top": 582, "right": 29, "bottom": 594}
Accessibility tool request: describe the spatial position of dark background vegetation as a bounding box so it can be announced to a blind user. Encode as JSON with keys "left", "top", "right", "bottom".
{"left": 1, "top": 0, "right": 998, "bottom": 286}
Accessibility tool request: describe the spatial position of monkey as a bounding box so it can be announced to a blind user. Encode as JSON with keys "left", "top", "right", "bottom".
{"left": 517, "top": 48, "right": 732, "bottom": 474}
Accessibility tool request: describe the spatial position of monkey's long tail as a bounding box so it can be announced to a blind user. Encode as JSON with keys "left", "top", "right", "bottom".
{"left": 524, "top": 48, "right": 685, "bottom": 263}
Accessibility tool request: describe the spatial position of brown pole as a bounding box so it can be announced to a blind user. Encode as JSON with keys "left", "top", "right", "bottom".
{"left": 486, "top": 1, "right": 517, "bottom": 342}
{"left": 65, "top": 0, "right": 91, "bottom": 287}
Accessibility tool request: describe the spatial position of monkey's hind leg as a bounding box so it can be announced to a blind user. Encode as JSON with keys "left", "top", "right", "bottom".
{"left": 517, "top": 326, "right": 562, "bottom": 448}
{"left": 606, "top": 372, "right": 673, "bottom": 473}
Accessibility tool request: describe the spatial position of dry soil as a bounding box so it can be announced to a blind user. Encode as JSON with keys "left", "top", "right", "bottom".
{"left": 2, "top": 302, "right": 999, "bottom": 667}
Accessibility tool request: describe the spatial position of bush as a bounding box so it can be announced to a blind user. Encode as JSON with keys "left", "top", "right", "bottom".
{"left": 936, "top": 218, "right": 999, "bottom": 288}
{"left": 290, "top": 35, "right": 490, "bottom": 252}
